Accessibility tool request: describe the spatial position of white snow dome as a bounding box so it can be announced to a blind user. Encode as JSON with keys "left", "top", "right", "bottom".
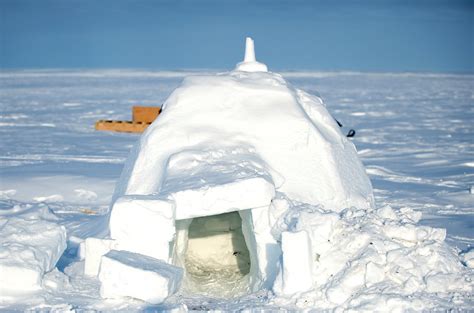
{"left": 89, "top": 38, "right": 376, "bottom": 302}
{"left": 114, "top": 37, "right": 374, "bottom": 211}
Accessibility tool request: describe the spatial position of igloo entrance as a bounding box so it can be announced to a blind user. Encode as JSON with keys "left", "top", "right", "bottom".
{"left": 174, "top": 211, "right": 253, "bottom": 297}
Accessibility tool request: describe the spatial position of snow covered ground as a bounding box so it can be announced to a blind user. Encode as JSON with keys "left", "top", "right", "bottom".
{"left": 0, "top": 69, "right": 473, "bottom": 310}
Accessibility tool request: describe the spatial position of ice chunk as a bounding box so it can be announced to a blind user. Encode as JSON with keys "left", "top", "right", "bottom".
{"left": 0, "top": 216, "right": 66, "bottom": 293}
{"left": 98, "top": 250, "right": 183, "bottom": 304}
{"left": 84, "top": 237, "right": 118, "bottom": 277}
{"left": 326, "top": 262, "right": 367, "bottom": 305}
{"left": 425, "top": 273, "right": 473, "bottom": 293}
{"left": 109, "top": 196, "right": 175, "bottom": 261}
{"left": 365, "top": 261, "right": 385, "bottom": 287}
{"left": 461, "top": 248, "right": 474, "bottom": 268}
{"left": 277, "top": 231, "right": 313, "bottom": 295}
{"left": 376, "top": 205, "right": 397, "bottom": 220}
{"left": 383, "top": 224, "right": 446, "bottom": 244}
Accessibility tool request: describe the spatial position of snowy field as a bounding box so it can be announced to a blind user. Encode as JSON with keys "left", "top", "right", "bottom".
{"left": 0, "top": 70, "right": 473, "bottom": 310}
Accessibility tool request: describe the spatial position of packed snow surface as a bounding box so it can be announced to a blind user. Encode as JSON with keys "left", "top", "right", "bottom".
{"left": 0, "top": 69, "right": 473, "bottom": 311}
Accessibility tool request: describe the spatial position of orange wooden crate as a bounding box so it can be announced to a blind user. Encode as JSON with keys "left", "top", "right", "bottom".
{"left": 132, "top": 106, "right": 162, "bottom": 123}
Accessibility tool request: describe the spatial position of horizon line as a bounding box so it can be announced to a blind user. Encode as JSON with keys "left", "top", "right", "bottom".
{"left": 1, "top": 68, "right": 473, "bottom": 78}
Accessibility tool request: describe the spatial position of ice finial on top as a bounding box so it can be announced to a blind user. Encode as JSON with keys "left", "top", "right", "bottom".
{"left": 244, "top": 37, "right": 256, "bottom": 62}
{"left": 235, "top": 37, "right": 268, "bottom": 72}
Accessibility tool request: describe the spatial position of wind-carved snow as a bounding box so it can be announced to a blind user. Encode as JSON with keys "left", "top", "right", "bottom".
{"left": 0, "top": 69, "right": 472, "bottom": 311}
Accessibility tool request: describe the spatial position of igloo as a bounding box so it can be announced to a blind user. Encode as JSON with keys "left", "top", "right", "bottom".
{"left": 86, "top": 38, "right": 374, "bottom": 303}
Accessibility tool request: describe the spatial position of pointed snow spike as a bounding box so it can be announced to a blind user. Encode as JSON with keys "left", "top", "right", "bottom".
{"left": 244, "top": 37, "right": 256, "bottom": 62}
{"left": 234, "top": 37, "right": 268, "bottom": 72}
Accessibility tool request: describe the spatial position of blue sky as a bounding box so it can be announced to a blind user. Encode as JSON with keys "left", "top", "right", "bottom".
{"left": 1, "top": 0, "right": 472, "bottom": 72}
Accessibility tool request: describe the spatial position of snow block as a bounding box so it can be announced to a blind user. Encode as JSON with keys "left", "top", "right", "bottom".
{"left": 159, "top": 149, "right": 276, "bottom": 220}
{"left": 171, "top": 177, "right": 274, "bottom": 220}
{"left": 98, "top": 250, "right": 183, "bottom": 304}
{"left": 240, "top": 206, "right": 281, "bottom": 291}
{"left": 109, "top": 195, "right": 175, "bottom": 261}
{"left": 278, "top": 231, "right": 313, "bottom": 295}
{"left": 84, "top": 238, "right": 118, "bottom": 277}
{"left": 0, "top": 216, "right": 66, "bottom": 293}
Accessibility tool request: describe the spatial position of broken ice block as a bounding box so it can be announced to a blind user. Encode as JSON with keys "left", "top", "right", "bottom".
{"left": 98, "top": 250, "right": 183, "bottom": 304}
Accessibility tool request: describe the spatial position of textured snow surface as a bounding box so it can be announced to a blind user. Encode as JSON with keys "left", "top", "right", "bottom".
{"left": 0, "top": 206, "right": 66, "bottom": 296}
{"left": 114, "top": 70, "right": 374, "bottom": 211}
{"left": 270, "top": 197, "right": 472, "bottom": 310}
{"left": 0, "top": 70, "right": 473, "bottom": 311}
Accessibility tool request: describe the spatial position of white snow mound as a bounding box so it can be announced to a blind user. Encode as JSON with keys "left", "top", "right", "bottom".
{"left": 0, "top": 210, "right": 66, "bottom": 295}
{"left": 114, "top": 71, "right": 374, "bottom": 211}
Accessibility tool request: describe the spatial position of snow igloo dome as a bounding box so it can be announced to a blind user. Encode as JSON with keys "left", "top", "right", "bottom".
{"left": 84, "top": 38, "right": 375, "bottom": 303}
